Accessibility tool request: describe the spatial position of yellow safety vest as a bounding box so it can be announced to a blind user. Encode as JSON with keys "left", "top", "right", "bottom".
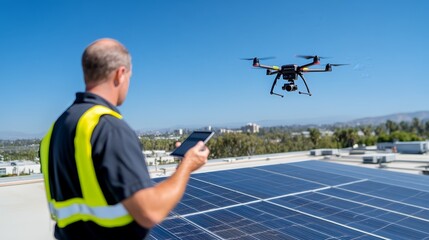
{"left": 40, "top": 105, "right": 133, "bottom": 228}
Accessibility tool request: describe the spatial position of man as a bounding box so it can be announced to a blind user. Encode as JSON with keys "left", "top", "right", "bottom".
{"left": 40, "top": 38, "right": 209, "bottom": 239}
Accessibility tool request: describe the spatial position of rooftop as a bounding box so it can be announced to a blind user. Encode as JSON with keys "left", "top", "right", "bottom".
{"left": 1, "top": 150, "right": 428, "bottom": 239}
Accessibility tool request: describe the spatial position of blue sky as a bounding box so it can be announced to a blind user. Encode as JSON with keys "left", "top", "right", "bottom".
{"left": 1, "top": 0, "right": 428, "bottom": 134}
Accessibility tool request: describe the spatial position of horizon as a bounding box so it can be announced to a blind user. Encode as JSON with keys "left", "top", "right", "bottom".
{"left": 1, "top": 109, "right": 428, "bottom": 139}
{"left": 1, "top": 1, "right": 428, "bottom": 134}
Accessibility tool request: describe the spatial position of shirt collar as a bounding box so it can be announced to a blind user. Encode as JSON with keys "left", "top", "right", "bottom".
{"left": 74, "top": 92, "right": 121, "bottom": 114}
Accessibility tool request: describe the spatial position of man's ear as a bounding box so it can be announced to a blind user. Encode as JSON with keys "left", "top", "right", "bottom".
{"left": 114, "top": 67, "right": 126, "bottom": 87}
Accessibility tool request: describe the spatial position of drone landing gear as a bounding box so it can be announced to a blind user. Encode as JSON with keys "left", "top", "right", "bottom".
{"left": 297, "top": 72, "right": 312, "bottom": 96}
{"left": 270, "top": 73, "right": 284, "bottom": 97}
{"left": 269, "top": 72, "right": 313, "bottom": 97}
{"left": 271, "top": 92, "right": 284, "bottom": 98}
{"left": 299, "top": 91, "right": 312, "bottom": 96}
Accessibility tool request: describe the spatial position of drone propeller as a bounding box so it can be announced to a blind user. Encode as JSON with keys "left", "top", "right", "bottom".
{"left": 324, "top": 63, "right": 349, "bottom": 71}
{"left": 296, "top": 55, "right": 329, "bottom": 60}
{"left": 241, "top": 56, "right": 275, "bottom": 67}
{"left": 240, "top": 56, "right": 275, "bottom": 61}
{"left": 328, "top": 63, "right": 349, "bottom": 67}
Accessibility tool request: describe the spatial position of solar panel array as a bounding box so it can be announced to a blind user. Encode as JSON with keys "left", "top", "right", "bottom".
{"left": 149, "top": 160, "right": 429, "bottom": 239}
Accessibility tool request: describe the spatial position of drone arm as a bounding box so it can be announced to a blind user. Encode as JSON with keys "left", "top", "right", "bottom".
{"left": 300, "top": 68, "right": 329, "bottom": 72}
{"left": 298, "top": 62, "right": 316, "bottom": 70}
{"left": 270, "top": 73, "right": 283, "bottom": 97}
{"left": 298, "top": 57, "right": 321, "bottom": 70}
{"left": 257, "top": 64, "right": 280, "bottom": 71}
{"left": 301, "top": 64, "right": 340, "bottom": 72}
{"left": 297, "top": 72, "right": 312, "bottom": 96}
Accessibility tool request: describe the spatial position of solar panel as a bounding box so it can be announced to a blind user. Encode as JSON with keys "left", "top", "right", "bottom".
{"left": 149, "top": 160, "right": 429, "bottom": 239}
{"left": 290, "top": 160, "right": 429, "bottom": 191}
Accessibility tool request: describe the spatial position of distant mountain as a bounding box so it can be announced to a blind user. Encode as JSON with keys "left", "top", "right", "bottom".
{"left": 3, "top": 111, "right": 429, "bottom": 138}
{"left": 211, "top": 111, "right": 429, "bottom": 129}
{"left": 346, "top": 111, "right": 429, "bottom": 126}
{"left": 254, "top": 115, "right": 352, "bottom": 127}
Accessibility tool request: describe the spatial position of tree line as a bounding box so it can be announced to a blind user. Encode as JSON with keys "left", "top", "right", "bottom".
{"left": 1, "top": 118, "right": 427, "bottom": 161}
{"left": 140, "top": 118, "right": 428, "bottom": 159}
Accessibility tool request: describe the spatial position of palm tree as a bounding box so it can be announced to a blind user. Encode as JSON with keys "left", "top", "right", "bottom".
{"left": 309, "top": 128, "right": 321, "bottom": 147}
{"left": 411, "top": 117, "right": 422, "bottom": 135}
{"left": 385, "top": 120, "right": 398, "bottom": 134}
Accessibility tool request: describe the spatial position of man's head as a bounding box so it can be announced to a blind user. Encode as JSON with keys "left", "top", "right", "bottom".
{"left": 82, "top": 38, "right": 132, "bottom": 106}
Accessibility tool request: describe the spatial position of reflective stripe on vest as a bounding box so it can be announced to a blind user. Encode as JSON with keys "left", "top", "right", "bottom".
{"left": 40, "top": 105, "right": 133, "bottom": 228}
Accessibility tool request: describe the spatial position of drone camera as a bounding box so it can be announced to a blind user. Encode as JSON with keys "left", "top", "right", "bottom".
{"left": 282, "top": 83, "right": 298, "bottom": 92}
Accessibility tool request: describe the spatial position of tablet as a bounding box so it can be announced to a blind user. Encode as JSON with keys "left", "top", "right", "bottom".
{"left": 170, "top": 131, "right": 214, "bottom": 157}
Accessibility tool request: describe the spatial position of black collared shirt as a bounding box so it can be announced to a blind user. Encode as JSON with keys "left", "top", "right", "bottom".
{"left": 47, "top": 92, "right": 154, "bottom": 240}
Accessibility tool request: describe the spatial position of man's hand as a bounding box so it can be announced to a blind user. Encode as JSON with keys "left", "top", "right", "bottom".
{"left": 123, "top": 141, "right": 209, "bottom": 228}
{"left": 178, "top": 141, "right": 209, "bottom": 173}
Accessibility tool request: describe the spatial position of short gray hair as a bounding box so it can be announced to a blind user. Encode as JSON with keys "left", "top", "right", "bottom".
{"left": 81, "top": 39, "right": 131, "bottom": 84}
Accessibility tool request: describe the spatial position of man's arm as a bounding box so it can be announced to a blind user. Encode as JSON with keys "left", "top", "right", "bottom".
{"left": 122, "top": 141, "right": 209, "bottom": 228}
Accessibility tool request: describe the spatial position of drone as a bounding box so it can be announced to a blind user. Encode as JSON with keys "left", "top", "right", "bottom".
{"left": 243, "top": 55, "right": 347, "bottom": 97}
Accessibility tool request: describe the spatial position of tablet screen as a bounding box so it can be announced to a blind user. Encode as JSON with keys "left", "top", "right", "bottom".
{"left": 170, "top": 131, "right": 214, "bottom": 157}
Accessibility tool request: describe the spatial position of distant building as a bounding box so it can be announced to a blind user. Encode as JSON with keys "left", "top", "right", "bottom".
{"left": 292, "top": 131, "right": 310, "bottom": 138}
{"left": 241, "top": 123, "right": 260, "bottom": 133}
{"left": 301, "top": 131, "right": 310, "bottom": 138}
{"left": 145, "top": 157, "right": 156, "bottom": 166}
{"left": 143, "top": 150, "right": 176, "bottom": 166}
{"left": 377, "top": 141, "right": 428, "bottom": 154}
{"left": 0, "top": 161, "right": 40, "bottom": 176}
{"left": 320, "top": 130, "right": 334, "bottom": 137}
{"left": 220, "top": 129, "right": 242, "bottom": 134}
{"left": 175, "top": 129, "right": 183, "bottom": 135}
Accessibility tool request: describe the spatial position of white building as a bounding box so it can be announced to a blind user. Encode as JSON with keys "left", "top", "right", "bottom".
{"left": 143, "top": 150, "right": 176, "bottom": 166}
{"left": 0, "top": 161, "right": 41, "bottom": 176}
{"left": 241, "top": 123, "right": 260, "bottom": 133}
{"left": 220, "top": 129, "right": 242, "bottom": 134}
{"left": 377, "top": 141, "right": 429, "bottom": 154}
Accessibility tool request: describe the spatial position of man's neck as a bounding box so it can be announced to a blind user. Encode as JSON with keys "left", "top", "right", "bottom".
{"left": 86, "top": 83, "right": 118, "bottom": 107}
